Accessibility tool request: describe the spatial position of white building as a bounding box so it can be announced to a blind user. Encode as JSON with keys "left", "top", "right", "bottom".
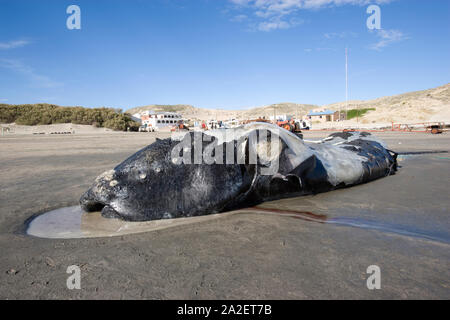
{"left": 269, "top": 114, "right": 292, "bottom": 122}
{"left": 133, "top": 111, "right": 183, "bottom": 131}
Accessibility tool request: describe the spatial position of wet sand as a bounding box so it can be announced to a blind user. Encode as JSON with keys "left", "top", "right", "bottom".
{"left": 0, "top": 131, "right": 449, "bottom": 299}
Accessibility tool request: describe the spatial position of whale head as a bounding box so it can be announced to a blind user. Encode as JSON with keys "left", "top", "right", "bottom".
{"left": 80, "top": 133, "right": 258, "bottom": 221}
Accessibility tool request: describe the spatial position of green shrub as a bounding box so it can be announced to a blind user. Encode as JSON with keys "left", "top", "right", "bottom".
{"left": 0, "top": 103, "right": 139, "bottom": 131}
{"left": 346, "top": 108, "right": 376, "bottom": 120}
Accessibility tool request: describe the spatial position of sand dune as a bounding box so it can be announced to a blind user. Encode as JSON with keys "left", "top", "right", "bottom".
{"left": 0, "top": 123, "right": 116, "bottom": 135}
{"left": 128, "top": 83, "right": 450, "bottom": 124}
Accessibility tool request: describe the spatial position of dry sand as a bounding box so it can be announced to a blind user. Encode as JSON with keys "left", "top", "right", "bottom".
{"left": 0, "top": 131, "right": 449, "bottom": 299}
{"left": 0, "top": 123, "right": 116, "bottom": 135}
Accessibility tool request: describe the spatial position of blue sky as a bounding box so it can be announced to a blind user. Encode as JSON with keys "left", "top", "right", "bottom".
{"left": 0, "top": 0, "right": 449, "bottom": 110}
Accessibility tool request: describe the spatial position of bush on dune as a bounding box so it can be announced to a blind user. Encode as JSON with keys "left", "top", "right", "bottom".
{"left": 0, "top": 103, "right": 139, "bottom": 131}
{"left": 346, "top": 108, "right": 376, "bottom": 120}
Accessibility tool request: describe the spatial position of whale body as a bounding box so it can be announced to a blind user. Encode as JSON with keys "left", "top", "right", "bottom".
{"left": 80, "top": 123, "right": 397, "bottom": 221}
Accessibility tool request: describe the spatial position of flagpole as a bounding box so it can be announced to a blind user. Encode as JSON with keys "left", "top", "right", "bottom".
{"left": 345, "top": 47, "right": 348, "bottom": 121}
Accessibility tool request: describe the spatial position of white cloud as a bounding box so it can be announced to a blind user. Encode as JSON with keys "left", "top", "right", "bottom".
{"left": 228, "top": 0, "right": 395, "bottom": 31}
{"left": 256, "top": 16, "right": 303, "bottom": 31}
{"left": 258, "top": 19, "right": 290, "bottom": 31}
{"left": 324, "top": 31, "right": 358, "bottom": 39}
{"left": 370, "top": 29, "right": 408, "bottom": 50}
{"left": 0, "top": 59, "right": 62, "bottom": 88}
{"left": 229, "top": 0, "right": 393, "bottom": 16}
{"left": 231, "top": 14, "right": 248, "bottom": 22}
{"left": 304, "top": 47, "right": 335, "bottom": 52}
{"left": 0, "top": 40, "right": 30, "bottom": 50}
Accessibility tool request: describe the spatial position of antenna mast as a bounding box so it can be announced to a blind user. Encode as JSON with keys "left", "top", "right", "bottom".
{"left": 345, "top": 47, "right": 348, "bottom": 121}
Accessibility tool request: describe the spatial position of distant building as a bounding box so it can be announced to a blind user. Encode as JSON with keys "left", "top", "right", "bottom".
{"left": 133, "top": 111, "right": 183, "bottom": 130}
{"left": 269, "top": 114, "right": 292, "bottom": 121}
{"left": 306, "top": 109, "right": 340, "bottom": 123}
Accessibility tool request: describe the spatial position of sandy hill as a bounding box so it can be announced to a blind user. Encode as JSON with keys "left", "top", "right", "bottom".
{"left": 127, "top": 103, "right": 318, "bottom": 121}
{"left": 127, "top": 104, "right": 198, "bottom": 115}
{"left": 241, "top": 103, "right": 318, "bottom": 120}
{"left": 323, "top": 83, "right": 450, "bottom": 124}
{"left": 127, "top": 104, "right": 238, "bottom": 121}
{"left": 126, "top": 84, "right": 449, "bottom": 124}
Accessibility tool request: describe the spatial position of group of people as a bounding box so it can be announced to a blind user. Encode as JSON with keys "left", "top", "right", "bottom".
{"left": 201, "top": 121, "right": 224, "bottom": 130}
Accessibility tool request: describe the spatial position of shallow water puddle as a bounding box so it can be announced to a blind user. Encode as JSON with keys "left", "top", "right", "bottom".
{"left": 26, "top": 206, "right": 236, "bottom": 239}
{"left": 26, "top": 205, "right": 450, "bottom": 244}
{"left": 328, "top": 217, "right": 450, "bottom": 243}
{"left": 26, "top": 206, "right": 331, "bottom": 239}
{"left": 239, "top": 207, "right": 450, "bottom": 244}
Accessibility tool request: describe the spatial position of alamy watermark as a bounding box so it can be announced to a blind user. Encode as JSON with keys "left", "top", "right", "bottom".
{"left": 66, "top": 5, "right": 81, "bottom": 30}
{"left": 66, "top": 265, "right": 81, "bottom": 290}
{"left": 367, "top": 5, "right": 381, "bottom": 30}
{"left": 65, "top": 4, "right": 381, "bottom": 31}
{"left": 65, "top": 5, "right": 382, "bottom": 32}
{"left": 366, "top": 265, "right": 381, "bottom": 290}
{"left": 170, "top": 128, "right": 281, "bottom": 176}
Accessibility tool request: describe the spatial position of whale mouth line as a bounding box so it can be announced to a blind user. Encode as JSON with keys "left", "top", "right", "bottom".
{"left": 86, "top": 202, "right": 105, "bottom": 212}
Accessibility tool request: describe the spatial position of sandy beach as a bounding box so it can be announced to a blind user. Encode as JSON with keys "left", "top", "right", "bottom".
{"left": 0, "top": 130, "right": 449, "bottom": 299}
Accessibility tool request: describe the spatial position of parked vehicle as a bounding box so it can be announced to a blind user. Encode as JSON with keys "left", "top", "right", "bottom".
{"left": 138, "top": 125, "right": 155, "bottom": 132}
{"left": 276, "top": 119, "right": 310, "bottom": 132}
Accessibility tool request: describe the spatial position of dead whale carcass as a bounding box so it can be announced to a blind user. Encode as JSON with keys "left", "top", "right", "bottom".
{"left": 80, "top": 123, "right": 397, "bottom": 221}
